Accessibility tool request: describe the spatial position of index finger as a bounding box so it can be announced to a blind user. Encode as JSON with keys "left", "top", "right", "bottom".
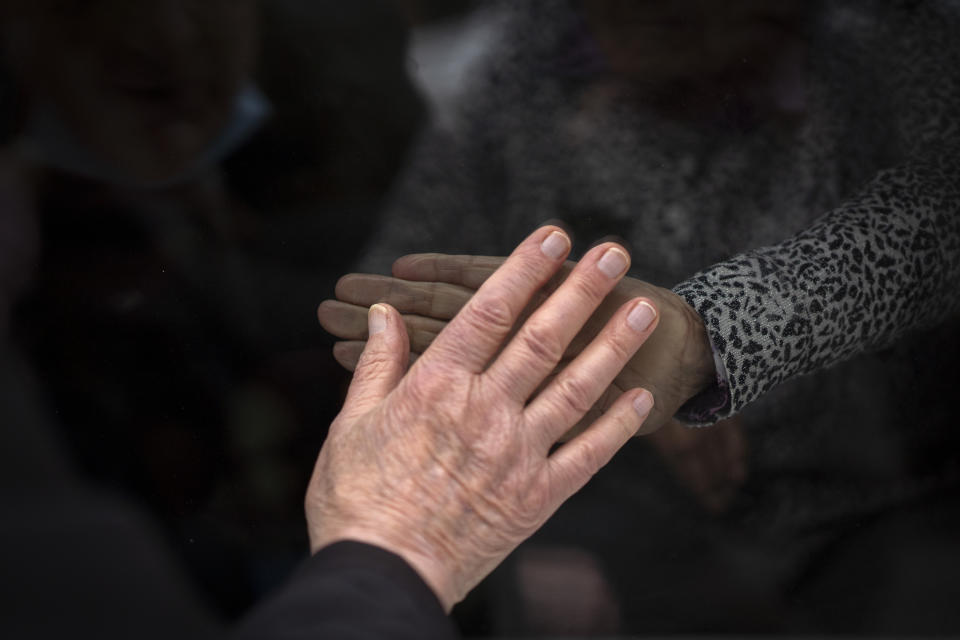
{"left": 425, "top": 226, "right": 571, "bottom": 373}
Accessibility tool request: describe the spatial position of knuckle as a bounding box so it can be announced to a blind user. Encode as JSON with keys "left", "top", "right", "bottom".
{"left": 426, "top": 282, "right": 445, "bottom": 316}
{"left": 611, "top": 410, "right": 639, "bottom": 441}
{"left": 554, "top": 374, "right": 597, "bottom": 417}
{"left": 355, "top": 350, "right": 394, "bottom": 381}
{"left": 519, "top": 321, "right": 566, "bottom": 366}
{"left": 600, "top": 330, "right": 634, "bottom": 363}
{"left": 574, "top": 440, "right": 603, "bottom": 478}
{"left": 505, "top": 254, "right": 546, "bottom": 290}
{"left": 462, "top": 296, "right": 514, "bottom": 335}
{"left": 569, "top": 271, "right": 607, "bottom": 305}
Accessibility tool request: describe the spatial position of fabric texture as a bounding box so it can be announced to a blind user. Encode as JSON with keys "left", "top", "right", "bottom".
{"left": 235, "top": 541, "right": 458, "bottom": 639}
{"left": 673, "top": 0, "right": 960, "bottom": 422}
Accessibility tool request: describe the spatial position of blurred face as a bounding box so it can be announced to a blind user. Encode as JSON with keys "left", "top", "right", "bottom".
{"left": 2, "top": 0, "right": 259, "bottom": 182}
{"left": 581, "top": 0, "right": 809, "bottom": 83}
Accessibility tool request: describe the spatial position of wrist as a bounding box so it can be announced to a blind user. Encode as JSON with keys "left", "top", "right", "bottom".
{"left": 667, "top": 289, "right": 717, "bottom": 401}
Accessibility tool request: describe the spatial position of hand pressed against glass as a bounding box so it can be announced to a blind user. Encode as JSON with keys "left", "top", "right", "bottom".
{"left": 307, "top": 226, "right": 659, "bottom": 610}
{"left": 319, "top": 254, "right": 715, "bottom": 434}
{"left": 318, "top": 252, "right": 749, "bottom": 514}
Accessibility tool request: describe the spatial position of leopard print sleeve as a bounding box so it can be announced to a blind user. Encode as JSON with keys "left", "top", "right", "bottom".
{"left": 672, "top": 0, "right": 960, "bottom": 425}
{"left": 674, "top": 149, "right": 960, "bottom": 424}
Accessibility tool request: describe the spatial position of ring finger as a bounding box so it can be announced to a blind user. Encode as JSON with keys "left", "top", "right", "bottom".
{"left": 525, "top": 298, "right": 659, "bottom": 448}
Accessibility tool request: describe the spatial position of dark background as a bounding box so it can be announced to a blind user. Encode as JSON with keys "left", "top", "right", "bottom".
{"left": 1, "top": 1, "right": 958, "bottom": 637}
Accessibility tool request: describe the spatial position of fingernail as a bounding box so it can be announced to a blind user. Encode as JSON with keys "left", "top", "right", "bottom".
{"left": 540, "top": 230, "right": 570, "bottom": 260}
{"left": 627, "top": 301, "right": 656, "bottom": 332}
{"left": 633, "top": 390, "right": 654, "bottom": 417}
{"left": 368, "top": 304, "right": 388, "bottom": 335}
{"left": 597, "top": 247, "right": 629, "bottom": 278}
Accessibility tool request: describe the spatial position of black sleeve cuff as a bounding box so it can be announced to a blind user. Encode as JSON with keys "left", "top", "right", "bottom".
{"left": 235, "top": 541, "right": 458, "bottom": 640}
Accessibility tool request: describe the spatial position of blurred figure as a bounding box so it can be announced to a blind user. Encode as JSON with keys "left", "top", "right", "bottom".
{"left": 3, "top": 0, "right": 261, "bottom": 186}
{"left": 0, "top": 0, "right": 426, "bottom": 629}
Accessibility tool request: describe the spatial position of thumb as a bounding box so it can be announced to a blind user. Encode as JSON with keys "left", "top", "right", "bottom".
{"left": 341, "top": 304, "right": 409, "bottom": 416}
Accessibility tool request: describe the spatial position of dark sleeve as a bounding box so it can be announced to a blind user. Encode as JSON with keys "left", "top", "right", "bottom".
{"left": 234, "top": 541, "right": 459, "bottom": 640}
{"left": 673, "top": 1, "right": 960, "bottom": 425}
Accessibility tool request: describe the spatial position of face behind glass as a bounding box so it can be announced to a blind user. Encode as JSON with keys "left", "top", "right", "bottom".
{"left": 2, "top": 0, "right": 259, "bottom": 182}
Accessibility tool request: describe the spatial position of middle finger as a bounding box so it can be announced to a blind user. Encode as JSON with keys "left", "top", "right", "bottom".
{"left": 485, "top": 242, "right": 631, "bottom": 402}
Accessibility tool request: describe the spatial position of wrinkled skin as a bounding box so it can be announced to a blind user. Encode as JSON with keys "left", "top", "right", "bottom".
{"left": 318, "top": 254, "right": 747, "bottom": 512}
{"left": 308, "top": 228, "right": 661, "bottom": 610}
{"left": 321, "top": 254, "right": 715, "bottom": 433}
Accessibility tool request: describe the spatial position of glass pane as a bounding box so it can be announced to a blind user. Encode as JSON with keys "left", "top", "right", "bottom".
{"left": 1, "top": 1, "right": 958, "bottom": 636}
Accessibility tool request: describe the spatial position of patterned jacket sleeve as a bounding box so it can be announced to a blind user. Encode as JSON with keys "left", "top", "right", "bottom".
{"left": 673, "top": 0, "right": 960, "bottom": 424}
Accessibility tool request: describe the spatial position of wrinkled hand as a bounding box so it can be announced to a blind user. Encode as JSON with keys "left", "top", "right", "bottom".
{"left": 648, "top": 417, "right": 748, "bottom": 513}
{"left": 308, "top": 227, "right": 660, "bottom": 611}
{"left": 318, "top": 255, "right": 715, "bottom": 434}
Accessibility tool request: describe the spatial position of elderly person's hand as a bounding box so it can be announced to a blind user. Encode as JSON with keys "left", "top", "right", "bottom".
{"left": 308, "top": 227, "right": 659, "bottom": 611}
{"left": 318, "top": 254, "right": 715, "bottom": 435}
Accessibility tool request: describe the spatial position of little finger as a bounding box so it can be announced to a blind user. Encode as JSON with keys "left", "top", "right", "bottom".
{"left": 546, "top": 389, "right": 654, "bottom": 500}
{"left": 525, "top": 299, "right": 659, "bottom": 447}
